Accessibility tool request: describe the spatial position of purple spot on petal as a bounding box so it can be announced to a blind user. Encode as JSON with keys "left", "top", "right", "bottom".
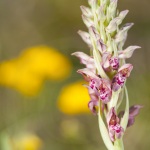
{"left": 109, "top": 57, "right": 119, "bottom": 70}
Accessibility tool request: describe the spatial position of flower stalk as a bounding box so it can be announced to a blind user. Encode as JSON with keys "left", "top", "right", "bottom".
{"left": 73, "top": 0, "right": 142, "bottom": 149}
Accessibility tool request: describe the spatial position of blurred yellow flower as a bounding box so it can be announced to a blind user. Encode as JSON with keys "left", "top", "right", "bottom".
{"left": 0, "top": 59, "right": 18, "bottom": 87}
{"left": 0, "top": 59, "right": 44, "bottom": 96}
{"left": 60, "top": 119, "right": 82, "bottom": 139}
{"left": 0, "top": 132, "right": 43, "bottom": 150}
{"left": 0, "top": 46, "right": 72, "bottom": 96}
{"left": 57, "top": 80, "right": 91, "bottom": 114}
{"left": 19, "top": 46, "right": 72, "bottom": 80}
{"left": 12, "top": 133, "right": 42, "bottom": 150}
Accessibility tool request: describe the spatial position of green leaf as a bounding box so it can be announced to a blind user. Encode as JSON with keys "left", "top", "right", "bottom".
{"left": 120, "top": 86, "right": 129, "bottom": 130}
{"left": 98, "top": 106, "right": 114, "bottom": 150}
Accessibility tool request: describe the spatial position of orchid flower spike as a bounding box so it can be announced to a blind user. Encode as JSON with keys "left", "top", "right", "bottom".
{"left": 72, "top": 0, "right": 142, "bottom": 149}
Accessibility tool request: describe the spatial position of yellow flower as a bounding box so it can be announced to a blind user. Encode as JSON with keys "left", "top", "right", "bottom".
{"left": 0, "top": 132, "right": 42, "bottom": 150}
{"left": 14, "top": 134, "right": 42, "bottom": 150}
{"left": 0, "top": 59, "right": 18, "bottom": 87}
{"left": 0, "top": 59, "right": 43, "bottom": 95}
{"left": 57, "top": 80, "right": 91, "bottom": 114}
{"left": 0, "top": 46, "right": 72, "bottom": 96}
{"left": 19, "top": 46, "right": 72, "bottom": 80}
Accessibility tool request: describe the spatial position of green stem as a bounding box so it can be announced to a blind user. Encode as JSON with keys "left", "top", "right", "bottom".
{"left": 114, "top": 138, "right": 124, "bottom": 150}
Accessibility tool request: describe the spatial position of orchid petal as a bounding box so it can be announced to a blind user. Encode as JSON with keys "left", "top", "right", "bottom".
{"left": 115, "top": 23, "right": 134, "bottom": 43}
{"left": 102, "top": 52, "right": 111, "bottom": 69}
{"left": 82, "top": 15, "right": 94, "bottom": 27}
{"left": 129, "top": 105, "right": 143, "bottom": 117}
{"left": 88, "top": 87, "right": 99, "bottom": 101}
{"left": 72, "top": 52, "right": 95, "bottom": 71}
{"left": 80, "top": 5, "right": 92, "bottom": 18}
{"left": 119, "top": 104, "right": 143, "bottom": 127}
{"left": 89, "top": 26, "right": 100, "bottom": 40}
{"left": 78, "top": 30, "right": 91, "bottom": 46}
{"left": 115, "top": 23, "right": 134, "bottom": 49}
{"left": 99, "top": 79, "right": 112, "bottom": 103}
{"left": 72, "top": 51, "right": 92, "bottom": 63}
{"left": 119, "top": 46, "right": 141, "bottom": 59}
{"left": 106, "top": 17, "right": 120, "bottom": 33}
{"left": 89, "top": 26, "right": 106, "bottom": 53}
{"left": 112, "top": 64, "right": 133, "bottom": 91}
{"left": 88, "top": 100, "right": 98, "bottom": 114}
{"left": 106, "top": 10, "right": 129, "bottom": 34}
{"left": 107, "top": 107, "right": 124, "bottom": 142}
{"left": 97, "top": 39, "right": 107, "bottom": 53}
{"left": 77, "top": 68, "right": 98, "bottom": 81}
{"left": 118, "top": 63, "right": 133, "bottom": 77}
{"left": 118, "top": 10, "right": 129, "bottom": 24}
{"left": 128, "top": 105, "right": 143, "bottom": 127}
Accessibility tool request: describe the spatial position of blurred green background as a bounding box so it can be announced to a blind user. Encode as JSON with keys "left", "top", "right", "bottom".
{"left": 0, "top": 0, "right": 149, "bottom": 149}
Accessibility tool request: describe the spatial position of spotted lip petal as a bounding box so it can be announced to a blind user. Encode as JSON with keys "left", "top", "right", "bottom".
{"left": 109, "top": 57, "right": 119, "bottom": 70}
{"left": 99, "top": 79, "right": 112, "bottom": 103}
{"left": 107, "top": 107, "right": 124, "bottom": 141}
{"left": 118, "top": 63, "right": 133, "bottom": 77}
{"left": 102, "top": 52, "right": 120, "bottom": 71}
{"left": 77, "top": 66, "right": 111, "bottom": 105}
{"left": 107, "top": 107, "right": 118, "bottom": 125}
{"left": 89, "top": 78, "right": 101, "bottom": 94}
{"left": 112, "top": 73, "right": 126, "bottom": 91}
{"left": 88, "top": 76, "right": 112, "bottom": 103}
{"left": 89, "top": 78, "right": 112, "bottom": 103}
{"left": 112, "top": 64, "right": 133, "bottom": 91}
